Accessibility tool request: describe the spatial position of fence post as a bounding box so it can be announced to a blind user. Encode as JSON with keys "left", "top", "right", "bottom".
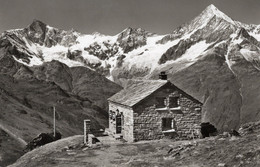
{"left": 53, "top": 106, "right": 56, "bottom": 138}
{"left": 84, "top": 120, "right": 91, "bottom": 144}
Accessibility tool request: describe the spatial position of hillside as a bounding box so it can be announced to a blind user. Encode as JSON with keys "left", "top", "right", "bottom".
{"left": 0, "top": 129, "right": 24, "bottom": 167}
{"left": 0, "top": 49, "right": 122, "bottom": 166}
{"left": 9, "top": 121, "right": 260, "bottom": 167}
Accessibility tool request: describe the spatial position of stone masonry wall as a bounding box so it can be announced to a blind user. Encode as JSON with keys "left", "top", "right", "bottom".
{"left": 133, "top": 83, "right": 202, "bottom": 141}
{"left": 177, "top": 95, "right": 202, "bottom": 139}
{"left": 108, "top": 102, "right": 134, "bottom": 142}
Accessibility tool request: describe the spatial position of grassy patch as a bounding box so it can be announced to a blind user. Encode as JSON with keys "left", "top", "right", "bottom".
{"left": 110, "top": 158, "right": 131, "bottom": 165}
{"left": 78, "top": 150, "right": 97, "bottom": 158}
{"left": 129, "top": 160, "right": 152, "bottom": 167}
{"left": 136, "top": 143, "right": 156, "bottom": 154}
{"left": 116, "top": 145, "right": 138, "bottom": 156}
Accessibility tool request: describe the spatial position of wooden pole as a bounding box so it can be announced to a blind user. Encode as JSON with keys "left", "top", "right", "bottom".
{"left": 53, "top": 106, "right": 56, "bottom": 138}
{"left": 84, "top": 120, "right": 90, "bottom": 144}
{"left": 84, "top": 120, "right": 86, "bottom": 144}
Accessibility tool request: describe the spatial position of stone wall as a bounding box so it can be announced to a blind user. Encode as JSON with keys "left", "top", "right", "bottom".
{"left": 133, "top": 83, "right": 202, "bottom": 141}
{"left": 108, "top": 102, "right": 134, "bottom": 142}
{"left": 177, "top": 95, "right": 202, "bottom": 139}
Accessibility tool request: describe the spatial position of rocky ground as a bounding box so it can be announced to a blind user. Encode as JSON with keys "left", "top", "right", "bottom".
{"left": 9, "top": 121, "right": 260, "bottom": 167}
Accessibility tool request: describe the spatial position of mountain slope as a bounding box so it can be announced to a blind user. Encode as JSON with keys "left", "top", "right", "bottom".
{"left": 0, "top": 46, "right": 122, "bottom": 166}
{"left": 0, "top": 50, "right": 122, "bottom": 137}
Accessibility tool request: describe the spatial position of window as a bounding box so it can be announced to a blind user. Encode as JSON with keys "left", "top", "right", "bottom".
{"left": 162, "top": 118, "right": 175, "bottom": 131}
{"left": 156, "top": 97, "right": 166, "bottom": 108}
{"left": 116, "top": 113, "right": 122, "bottom": 134}
{"left": 121, "top": 114, "right": 124, "bottom": 130}
{"left": 169, "top": 97, "right": 178, "bottom": 108}
{"left": 109, "top": 110, "right": 113, "bottom": 120}
{"left": 109, "top": 110, "right": 116, "bottom": 121}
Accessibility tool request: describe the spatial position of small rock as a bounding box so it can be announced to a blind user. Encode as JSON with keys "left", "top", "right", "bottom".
{"left": 236, "top": 154, "right": 244, "bottom": 159}
{"left": 229, "top": 136, "right": 239, "bottom": 141}
{"left": 193, "top": 151, "right": 200, "bottom": 156}
{"left": 82, "top": 147, "right": 89, "bottom": 151}
{"left": 230, "top": 129, "right": 240, "bottom": 136}
{"left": 168, "top": 148, "right": 173, "bottom": 154}
{"left": 61, "top": 146, "right": 69, "bottom": 152}
{"left": 217, "top": 163, "right": 227, "bottom": 167}
{"left": 63, "top": 146, "right": 69, "bottom": 150}
{"left": 172, "top": 152, "right": 180, "bottom": 157}
{"left": 222, "top": 132, "right": 230, "bottom": 137}
{"left": 67, "top": 152, "right": 76, "bottom": 155}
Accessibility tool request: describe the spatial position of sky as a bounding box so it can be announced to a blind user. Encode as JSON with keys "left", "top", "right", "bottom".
{"left": 0, "top": 0, "right": 260, "bottom": 35}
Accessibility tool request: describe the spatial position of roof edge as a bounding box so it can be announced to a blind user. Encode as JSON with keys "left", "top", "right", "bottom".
{"left": 107, "top": 80, "right": 169, "bottom": 104}
{"left": 108, "top": 100, "right": 133, "bottom": 109}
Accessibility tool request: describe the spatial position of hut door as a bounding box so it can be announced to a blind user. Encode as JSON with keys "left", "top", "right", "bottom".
{"left": 116, "top": 115, "right": 122, "bottom": 134}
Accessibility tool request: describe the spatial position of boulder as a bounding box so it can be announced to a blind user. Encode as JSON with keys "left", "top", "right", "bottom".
{"left": 25, "top": 132, "right": 62, "bottom": 151}
{"left": 200, "top": 122, "right": 217, "bottom": 138}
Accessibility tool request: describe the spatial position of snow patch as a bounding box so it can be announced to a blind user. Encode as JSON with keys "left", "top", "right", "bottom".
{"left": 40, "top": 44, "right": 84, "bottom": 67}
{"left": 240, "top": 49, "right": 260, "bottom": 63}
{"left": 249, "top": 32, "right": 260, "bottom": 42}
{"left": 123, "top": 35, "right": 181, "bottom": 71}
{"left": 233, "top": 38, "right": 243, "bottom": 44}
{"left": 225, "top": 47, "right": 234, "bottom": 73}
{"left": 178, "top": 40, "right": 211, "bottom": 61}
{"left": 22, "top": 37, "right": 39, "bottom": 54}
{"left": 12, "top": 55, "right": 42, "bottom": 67}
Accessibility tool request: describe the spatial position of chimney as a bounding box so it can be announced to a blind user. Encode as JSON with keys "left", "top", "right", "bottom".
{"left": 159, "top": 71, "right": 167, "bottom": 80}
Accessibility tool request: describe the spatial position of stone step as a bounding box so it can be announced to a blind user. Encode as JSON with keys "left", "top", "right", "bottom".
{"left": 114, "top": 134, "right": 123, "bottom": 140}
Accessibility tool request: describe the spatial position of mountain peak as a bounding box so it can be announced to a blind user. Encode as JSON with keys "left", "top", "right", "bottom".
{"left": 30, "top": 19, "right": 47, "bottom": 27}
{"left": 202, "top": 4, "right": 234, "bottom": 24}
{"left": 119, "top": 27, "right": 156, "bottom": 38}
{"left": 206, "top": 4, "right": 218, "bottom": 11}
{"left": 121, "top": 27, "right": 145, "bottom": 33}
{"left": 28, "top": 19, "right": 48, "bottom": 33}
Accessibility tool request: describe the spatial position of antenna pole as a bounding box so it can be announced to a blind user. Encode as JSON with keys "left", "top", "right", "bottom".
{"left": 53, "top": 106, "right": 56, "bottom": 138}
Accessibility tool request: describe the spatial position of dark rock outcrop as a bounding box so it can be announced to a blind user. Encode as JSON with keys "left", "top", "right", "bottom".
{"left": 159, "top": 39, "right": 198, "bottom": 64}
{"left": 117, "top": 27, "right": 154, "bottom": 53}
{"left": 25, "top": 132, "right": 62, "bottom": 151}
{"left": 201, "top": 122, "right": 218, "bottom": 138}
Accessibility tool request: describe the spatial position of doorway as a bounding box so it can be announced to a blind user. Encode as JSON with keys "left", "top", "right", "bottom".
{"left": 116, "top": 114, "right": 122, "bottom": 134}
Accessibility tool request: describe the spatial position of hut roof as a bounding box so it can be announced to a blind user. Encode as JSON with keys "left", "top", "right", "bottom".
{"left": 108, "top": 80, "right": 168, "bottom": 107}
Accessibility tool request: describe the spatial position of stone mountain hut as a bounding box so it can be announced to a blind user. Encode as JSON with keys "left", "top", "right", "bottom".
{"left": 108, "top": 72, "right": 203, "bottom": 142}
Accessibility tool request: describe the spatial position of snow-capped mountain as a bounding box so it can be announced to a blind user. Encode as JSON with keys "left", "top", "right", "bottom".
{"left": 2, "top": 5, "right": 260, "bottom": 80}
{"left": 1, "top": 4, "right": 260, "bottom": 131}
